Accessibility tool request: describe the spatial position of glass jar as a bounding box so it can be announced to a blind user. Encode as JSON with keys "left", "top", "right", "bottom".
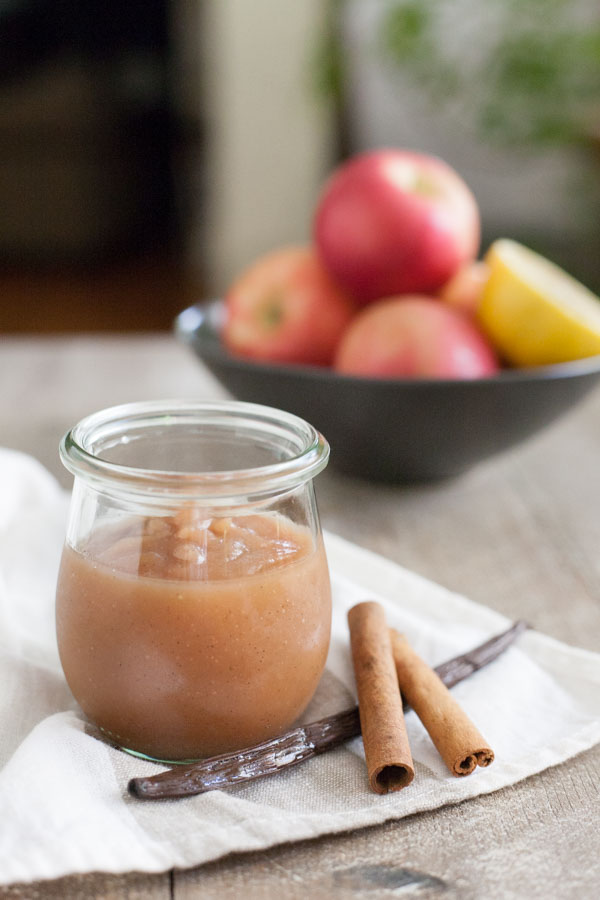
{"left": 55, "top": 399, "right": 331, "bottom": 763}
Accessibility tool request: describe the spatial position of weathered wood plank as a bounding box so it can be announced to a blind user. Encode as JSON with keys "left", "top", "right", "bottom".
{"left": 174, "top": 746, "right": 600, "bottom": 899}
{"left": 0, "top": 872, "right": 171, "bottom": 900}
{"left": 1, "top": 336, "right": 599, "bottom": 899}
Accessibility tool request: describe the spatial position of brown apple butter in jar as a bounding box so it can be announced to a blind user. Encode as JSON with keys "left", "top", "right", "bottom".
{"left": 55, "top": 400, "right": 331, "bottom": 762}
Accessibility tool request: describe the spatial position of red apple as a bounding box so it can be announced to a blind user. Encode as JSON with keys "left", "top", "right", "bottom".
{"left": 223, "top": 246, "right": 357, "bottom": 366}
{"left": 314, "top": 149, "right": 480, "bottom": 303}
{"left": 438, "top": 260, "right": 489, "bottom": 316}
{"left": 334, "top": 296, "right": 499, "bottom": 379}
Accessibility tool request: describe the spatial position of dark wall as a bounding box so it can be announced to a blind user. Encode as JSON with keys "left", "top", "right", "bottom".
{"left": 0, "top": 0, "right": 181, "bottom": 264}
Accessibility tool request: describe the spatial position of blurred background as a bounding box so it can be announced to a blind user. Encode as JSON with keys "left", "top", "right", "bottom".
{"left": 1, "top": 0, "right": 598, "bottom": 334}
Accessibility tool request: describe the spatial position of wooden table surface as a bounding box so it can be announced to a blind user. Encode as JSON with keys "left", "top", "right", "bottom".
{"left": 1, "top": 334, "right": 599, "bottom": 900}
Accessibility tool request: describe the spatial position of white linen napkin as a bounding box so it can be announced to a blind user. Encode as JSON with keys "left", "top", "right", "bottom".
{"left": 1, "top": 448, "right": 600, "bottom": 886}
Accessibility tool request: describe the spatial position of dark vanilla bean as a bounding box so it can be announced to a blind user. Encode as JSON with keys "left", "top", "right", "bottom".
{"left": 128, "top": 619, "right": 528, "bottom": 800}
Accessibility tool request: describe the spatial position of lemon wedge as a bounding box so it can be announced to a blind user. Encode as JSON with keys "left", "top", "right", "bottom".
{"left": 477, "top": 239, "right": 600, "bottom": 366}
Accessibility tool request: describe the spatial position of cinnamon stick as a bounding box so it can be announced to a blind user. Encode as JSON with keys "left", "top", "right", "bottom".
{"left": 128, "top": 620, "right": 527, "bottom": 800}
{"left": 348, "top": 601, "right": 414, "bottom": 793}
{"left": 390, "top": 629, "right": 493, "bottom": 776}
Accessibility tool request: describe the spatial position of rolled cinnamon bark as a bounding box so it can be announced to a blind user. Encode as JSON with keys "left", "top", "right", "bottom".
{"left": 390, "top": 629, "right": 494, "bottom": 776}
{"left": 128, "top": 621, "right": 525, "bottom": 800}
{"left": 348, "top": 601, "right": 414, "bottom": 794}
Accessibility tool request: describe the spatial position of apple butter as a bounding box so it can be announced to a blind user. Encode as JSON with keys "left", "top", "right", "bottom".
{"left": 56, "top": 511, "right": 331, "bottom": 761}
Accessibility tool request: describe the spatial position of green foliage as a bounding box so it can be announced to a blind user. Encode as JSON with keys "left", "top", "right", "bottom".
{"left": 311, "top": 0, "right": 347, "bottom": 102}
{"left": 383, "top": 2, "right": 431, "bottom": 63}
{"left": 380, "top": 0, "right": 600, "bottom": 148}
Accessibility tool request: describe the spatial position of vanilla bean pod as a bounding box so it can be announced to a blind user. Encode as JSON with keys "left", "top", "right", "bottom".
{"left": 128, "top": 619, "right": 528, "bottom": 800}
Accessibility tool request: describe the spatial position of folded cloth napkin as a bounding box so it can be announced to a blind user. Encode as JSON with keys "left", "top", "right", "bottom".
{"left": 1, "top": 448, "right": 600, "bottom": 886}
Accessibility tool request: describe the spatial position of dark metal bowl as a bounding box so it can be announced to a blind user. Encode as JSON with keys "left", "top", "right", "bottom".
{"left": 175, "top": 300, "right": 600, "bottom": 482}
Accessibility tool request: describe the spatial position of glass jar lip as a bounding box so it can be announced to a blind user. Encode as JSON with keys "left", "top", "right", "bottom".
{"left": 59, "top": 399, "right": 330, "bottom": 501}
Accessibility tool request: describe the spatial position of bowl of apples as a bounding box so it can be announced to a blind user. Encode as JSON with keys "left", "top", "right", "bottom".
{"left": 176, "top": 149, "right": 600, "bottom": 483}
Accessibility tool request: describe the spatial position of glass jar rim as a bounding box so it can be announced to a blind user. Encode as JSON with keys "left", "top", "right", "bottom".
{"left": 60, "top": 399, "right": 330, "bottom": 501}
